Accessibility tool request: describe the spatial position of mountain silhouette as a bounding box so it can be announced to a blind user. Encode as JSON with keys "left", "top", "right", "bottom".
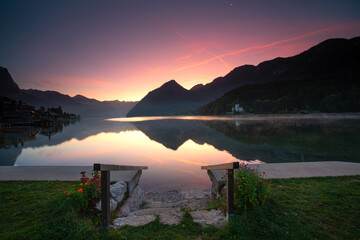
{"left": 132, "top": 117, "right": 360, "bottom": 163}
{"left": 0, "top": 68, "right": 137, "bottom": 117}
{"left": 127, "top": 37, "right": 360, "bottom": 117}
{"left": 127, "top": 80, "right": 195, "bottom": 116}
{"left": 0, "top": 67, "right": 21, "bottom": 95}
{"left": 0, "top": 119, "right": 137, "bottom": 166}
{"left": 201, "top": 37, "right": 360, "bottom": 114}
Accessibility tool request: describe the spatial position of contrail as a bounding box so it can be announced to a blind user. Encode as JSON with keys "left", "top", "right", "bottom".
{"left": 173, "top": 21, "right": 359, "bottom": 72}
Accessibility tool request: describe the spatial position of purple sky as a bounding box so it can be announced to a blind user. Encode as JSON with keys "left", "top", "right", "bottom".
{"left": 1, "top": 0, "right": 359, "bottom": 101}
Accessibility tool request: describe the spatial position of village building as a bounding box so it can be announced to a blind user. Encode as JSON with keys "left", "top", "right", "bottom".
{"left": 232, "top": 103, "right": 245, "bottom": 114}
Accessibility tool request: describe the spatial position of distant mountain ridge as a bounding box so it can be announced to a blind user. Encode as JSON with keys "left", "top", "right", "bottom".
{"left": 127, "top": 37, "right": 360, "bottom": 117}
{"left": 0, "top": 67, "right": 137, "bottom": 117}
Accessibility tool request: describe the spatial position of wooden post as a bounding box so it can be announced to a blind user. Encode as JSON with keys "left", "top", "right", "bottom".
{"left": 201, "top": 162, "right": 239, "bottom": 221}
{"left": 226, "top": 169, "right": 235, "bottom": 220}
{"left": 94, "top": 163, "right": 148, "bottom": 229}
{"left": 101, "top": 170, "right": 110, "bottom": 229}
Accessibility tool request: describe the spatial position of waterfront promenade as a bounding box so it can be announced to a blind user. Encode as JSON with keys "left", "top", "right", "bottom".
{"left": 0, "top": 161, "right": 359, "bottom": 181}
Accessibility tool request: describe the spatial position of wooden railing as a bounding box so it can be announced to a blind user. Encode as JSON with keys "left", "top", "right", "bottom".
{"left": 201, "top": 162, "right": 239, "bottom": 219}
{"left": 93, "top": 163, "right": 148, "bottom": 229}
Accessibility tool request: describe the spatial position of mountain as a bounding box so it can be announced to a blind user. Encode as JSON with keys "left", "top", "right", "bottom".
{"left": 127, "top": 37, "right": 360, "bottom": 117}
{"left": 0, "top": 67, "right": 21, "bottom": 96}
{"left": 201, "top": 37, "right": 360, "bottom": 114}
{"left": 0, "top": 67, "right": 137, "bottom": 117}
{"left": 127, "top": 80, "right": 195, "bottom": 116}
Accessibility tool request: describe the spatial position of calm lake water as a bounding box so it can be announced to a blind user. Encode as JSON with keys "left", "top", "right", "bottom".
{"left": 1, "top": 114, "right": 360, "bottom": 191}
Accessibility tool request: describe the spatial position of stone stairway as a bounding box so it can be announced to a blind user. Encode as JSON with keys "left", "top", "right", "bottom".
{"left": 112, "top": 189, "right": 226, "bottom": 228}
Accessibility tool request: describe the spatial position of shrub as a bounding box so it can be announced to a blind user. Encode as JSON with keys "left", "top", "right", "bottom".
{"left": 64, "top": 171, "right": 101, "bottom": 211}
{"left": 234, "top": 163, "right": 271, "bottom": 212}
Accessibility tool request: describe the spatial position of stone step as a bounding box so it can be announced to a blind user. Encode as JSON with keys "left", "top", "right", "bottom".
{"left": 190, "top": 210, "right": 226, "bottom": 228}
{"left": 112, "top": 208, "right": 226, "bottom": 228}
{"left": 112, "top": 188, "right": 225, "bottom": 228}
{"left": 113, "top": 215, "right": 156, "bottom": 227}
{"left": 142, "top": 201, "right": 180, "bottom": 209}
{"left": 129, "top": 207, "right": 184, "bottom": 225}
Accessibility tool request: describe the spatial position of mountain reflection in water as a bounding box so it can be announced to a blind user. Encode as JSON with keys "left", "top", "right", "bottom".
{"left": 1, "top": 114, "right": 359, "bottom": 191}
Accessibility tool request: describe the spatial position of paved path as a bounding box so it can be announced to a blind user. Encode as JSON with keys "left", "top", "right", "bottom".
{"left": 207, "top": 161, "right": 360, "bottom": 186}
{"left": 0, "top": 166, "right": 143, "bottom": 193}
{"left": 0, "top": 161, "right": 359, "bottom": 182}
{"left": 248, "top": 161, "right": 360, "bottom": 178}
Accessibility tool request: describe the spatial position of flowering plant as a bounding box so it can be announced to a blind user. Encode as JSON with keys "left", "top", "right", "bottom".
{"left": 234, "top": 163, "right": 271, "bottom": 212}
{"left": 64, "top": 171, "right": 101, "bottom": 211}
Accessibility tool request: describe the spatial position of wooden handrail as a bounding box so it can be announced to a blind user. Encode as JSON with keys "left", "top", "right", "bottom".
{"left": 201, "top": 162, "right": 239, "bottom": 170}
{"left": 94, "top": 163, "right": 148, "bottom": 171}
{"left": 201, "top": 162, "right": 239, "bottom": 220}
{"left": 93, "top": 163, "right": 148, "bottom": 229}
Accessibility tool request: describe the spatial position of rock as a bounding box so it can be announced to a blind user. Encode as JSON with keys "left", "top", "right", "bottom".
{"left": 96, "top": 198, "right": 119, "bottom": 213}
{"left": 109, "top": 170, "right": 142, "bottom": 195}
{"left": 180, "top": 189, "right": 211, "bottom": 210}
{"left": 113, "top": 215, "right": 156, "bottom": 227}
{"left": 181, "top": 189, "right": 211, "bottom": 199}
{"left": 96, "top": 181, "right": 127, "bottom": 212}
{"left": 110, "top": 181, "right": 127, "bottom": 202}
{"left": 109, "top": 198, "right": 119, "bottom": 212}
{"left": 143, "top": 189, "right": 210, "bottom": 210}
{"left": 112, "top": 189, "right": 222, "bottom": 229}
{"left": 145, "top": 190, "right": 182, "bottom": 203}
{"left": 129, "top": 207, "right": 184, "bottom": 225}
{"left": 190, "top": 210, "right": 226, "bottom": 228}
{"left": 142, "top": 201, "right": 179, "bottom": 209}
{"left": 116, "top": 185, "right": 144, "bottom": 217}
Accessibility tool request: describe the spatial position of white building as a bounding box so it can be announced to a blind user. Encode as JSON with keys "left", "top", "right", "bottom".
{"left": 232, "top": 104, "right": 245, "bottom": 113}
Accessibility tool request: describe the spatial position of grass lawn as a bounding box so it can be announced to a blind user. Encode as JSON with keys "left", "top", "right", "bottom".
{"left": 0, "top": 176, "right": 359, "bottom": 240}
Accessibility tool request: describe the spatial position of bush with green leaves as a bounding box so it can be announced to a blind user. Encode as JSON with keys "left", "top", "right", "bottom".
{"left": 64, "top": 171, "right": 101, "bottom": 211}
{"left": 234, "top": 163, "right": 271, "bottom": 212}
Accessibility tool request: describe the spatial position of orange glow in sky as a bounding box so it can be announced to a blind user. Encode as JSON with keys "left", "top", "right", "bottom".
{"left": 26, "top": 20, "right": 359, "bottom": 101}
{"left": 2, "top": 1, "right": 360, "bottom": 101}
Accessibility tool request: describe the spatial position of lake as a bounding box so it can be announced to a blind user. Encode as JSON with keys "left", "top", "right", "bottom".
{"left": 1, "top": 114, "right": 360, "bottom": 191}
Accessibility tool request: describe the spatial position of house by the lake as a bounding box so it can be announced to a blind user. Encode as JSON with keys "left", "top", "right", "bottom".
{"left": 232, "top": 103, "right": 245, "bottom": 114}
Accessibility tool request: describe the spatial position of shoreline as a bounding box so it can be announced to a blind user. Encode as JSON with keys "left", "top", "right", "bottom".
{"left": 1, "top": 161, "right": 360, "bottom": 186}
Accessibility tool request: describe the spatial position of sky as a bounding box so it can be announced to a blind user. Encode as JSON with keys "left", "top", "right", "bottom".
{"left": 1, "top": 0, "right": 360, "bottom": 101}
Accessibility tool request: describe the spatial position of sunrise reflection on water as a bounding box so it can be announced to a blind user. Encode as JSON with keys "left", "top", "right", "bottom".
{"left": 15, "top": 130, "right": 244, "bottom": 191}
{"left": 4, "top": 114, "right": 360, "bottom": 191}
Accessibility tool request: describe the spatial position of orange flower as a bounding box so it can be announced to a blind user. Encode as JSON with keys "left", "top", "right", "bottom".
{"left": 85, "top": 182, "right": 89, "bottom": 185}
{"left": 64, "top": 191, "right": 67, "bottom": 193}
{"left": 73, "top": 185, "right": 75, "bottom": 187}
{"left": 78, "top": 188, "right": 83, "bottom": 193}
{"left": 80, "top": 183, "right": 83, "bottom": 185}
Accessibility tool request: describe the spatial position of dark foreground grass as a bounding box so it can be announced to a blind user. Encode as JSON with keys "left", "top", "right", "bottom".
{"left": 0, "top": 176, "right": 359, "bottom": 240}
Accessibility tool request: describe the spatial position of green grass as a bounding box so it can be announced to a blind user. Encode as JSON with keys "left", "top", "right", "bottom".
{"left": 1, "top": 176, "right": 359, "bottom": 240}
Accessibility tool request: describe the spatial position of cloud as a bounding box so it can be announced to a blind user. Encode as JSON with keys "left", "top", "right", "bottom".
{"left": 173, "top": 30, "right": 186, "bottom": 39}
{"left": 175, "top": 48, "right": 206, "bottom": 61}
{"left": 203, "top": 49, "right": 232, "bottom": 70}
{"left": 173, "top": 21, "right": 359, "bottom": 72}
{"left": 171, "top": 157, "right": 206, "bottom": 166}
{"left": 174, "top": 47, "right": 231, "bottom": 70}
